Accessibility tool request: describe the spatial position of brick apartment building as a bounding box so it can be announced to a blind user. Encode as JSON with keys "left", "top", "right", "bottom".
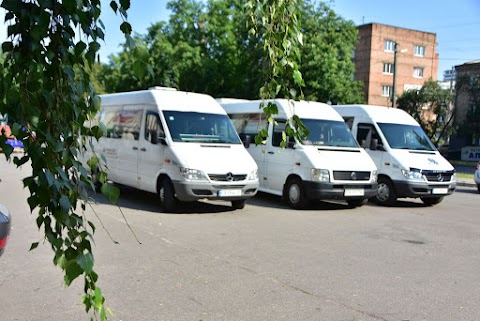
{"left": 354, "top": 23, "right": 439, "bottom": 106}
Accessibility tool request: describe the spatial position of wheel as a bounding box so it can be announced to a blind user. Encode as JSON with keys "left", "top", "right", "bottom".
{"left": 375, "top": 177, "right": 397, "bottom": 206}
{"left": 477, "top": 185, "right": 480, "bottom": 194}
{"left": 284, "top": 177, "right": 308, "bottom": 209}
{"left": 231, "top": 199, "right": 246, "bottom": 209}
{"left": 420, "top": 196, "right": 444, "bottom": 206}
{"left": 159, "top": 178, "right": 177, "bottom": 212}
{"left": 346, "top": 198, "right": 368, "bottom": 208}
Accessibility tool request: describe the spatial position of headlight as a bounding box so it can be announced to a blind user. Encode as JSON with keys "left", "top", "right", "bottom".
{"left": 451, "top": 173, "right": 456, "bottom": 182}
{"left": 372, "top": 170, "right": 378, "bottom": 182}
{"left": 180, "top": 167, "right": 209, "bottom": 181}
{"left": 311, "top": 169, "right": 330, "bottom": 182}
{"left": 247, "top": 169, "right": 258, "bottom": 181}
{"left": 401, "top": 169, "right": 426, "bottom": 181}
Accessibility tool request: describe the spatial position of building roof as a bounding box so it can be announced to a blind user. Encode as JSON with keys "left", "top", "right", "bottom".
{"left": 357, "top": 22, "right": 436, "bottom": 36}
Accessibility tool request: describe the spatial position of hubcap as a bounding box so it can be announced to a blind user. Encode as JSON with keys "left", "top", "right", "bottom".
{"left": 377, "top": 182, "right": 389, "bottom": 202}
{"left": 289, "top": 184, "right": 300, "bottom": 204}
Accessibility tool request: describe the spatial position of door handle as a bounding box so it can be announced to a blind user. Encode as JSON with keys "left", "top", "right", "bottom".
{"left": 132, "top": 146, "right": 138, "bottom": 150}
{"left": 140, "top": 148, "right": 147, "bottom": 152}
{"left": 268, "top": 151, "right": 274, "bottom": 154}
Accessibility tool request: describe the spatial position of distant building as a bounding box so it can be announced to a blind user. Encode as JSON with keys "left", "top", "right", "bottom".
{"left": 354, "top": 23, "right": 439, "bottom": 106}
{"left": 442, "top": 60, "right": 480, "bottom": 159}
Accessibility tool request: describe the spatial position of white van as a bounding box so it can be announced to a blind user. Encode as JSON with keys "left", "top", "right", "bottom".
{"left": 84, "top": 87, "right": 259, "bottom": 211}
{"left": 333, "top": 104, "right": 456, "bottom": 206}
{"left": 218, "top": 99, "right": 378, "bottom": 209}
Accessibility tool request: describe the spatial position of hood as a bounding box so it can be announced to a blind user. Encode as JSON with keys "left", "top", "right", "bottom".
{"left": 303, "top": 146, "right": 377, "bottom": 171}
{"left": 390, "top": 149, "right": 454, "bottom": 171}
{"left": 170, "top": 143, "right": 257, "bottom": 174}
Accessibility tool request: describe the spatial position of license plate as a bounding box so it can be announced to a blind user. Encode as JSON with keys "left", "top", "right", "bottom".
{"left": 344, "top": 189, "right": 364, "bottom": 197}
{"left": 218, "top": 189, "right": 242, "bottom": 197}
{"left": 432, "top": 188, "right": 448, "bottom": 194}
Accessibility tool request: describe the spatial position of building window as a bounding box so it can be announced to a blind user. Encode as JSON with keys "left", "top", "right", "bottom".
{"left": 414, "top": 45, "right": 425, "bottom": 57}
{"left": 382, "top": 85, "right": 392, "bottom": 97}
{"left": 383, "top": 63, "right": 394, "bottom": 74}
{"left": 384, "top": 40, "right": 395, "bottom": 52}
{"left": 413, "top": 67, "right": 424, "bottom": 78}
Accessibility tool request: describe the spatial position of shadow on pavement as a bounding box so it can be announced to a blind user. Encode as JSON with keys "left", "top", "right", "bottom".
{"left": 454, "top": 187, "right": 479, "bottom": 195}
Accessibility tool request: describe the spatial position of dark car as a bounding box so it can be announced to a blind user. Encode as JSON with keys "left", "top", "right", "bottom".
{"left": 0, "top": 204, "right": 11, "bottom": 256}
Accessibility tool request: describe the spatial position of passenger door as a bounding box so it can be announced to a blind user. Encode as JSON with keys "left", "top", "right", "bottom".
{"left": 138, "top": 111, "right": 166, "bottom": 193}
{"left": 265, "top": 120, "right": 295, "bottom": 193}
{"left": 115, "top": 106, "right": 143, "bottom": 188}
{"left": 357, "top": 123, "right": 386, "bottom": 171}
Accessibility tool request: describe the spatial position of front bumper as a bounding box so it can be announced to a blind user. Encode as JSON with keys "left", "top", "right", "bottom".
{"left": 172, "top": 180, "right": 259, "bottom": 202}
{"left": 302, "top": 181, "right": 378, "bottom": 201}
{"left": 393, "top": 180, "right": 456, "bottom": 198}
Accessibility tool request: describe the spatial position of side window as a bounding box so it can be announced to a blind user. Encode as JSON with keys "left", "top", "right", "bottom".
{"left": 119, "top": 107, "right": 142, "bottom": 141}
{"left": 145, "top": 112, "right": 165, "bottom": 144}
{"left": 100, "top": 106, "right": 122, "bottom": 138}
{"left": 357, "top": 123, "right": 384, "bottom": 150}
{"left": 272, "top": 120, "right": 287, "bottom": 147}
{"left": 229, "top": 113, "right": 268, "bottom": 144}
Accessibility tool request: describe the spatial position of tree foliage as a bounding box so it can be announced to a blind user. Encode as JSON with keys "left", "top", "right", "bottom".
{"left": 299, "top": 0, "right": 364, "bottom": 104}
{"left": 99, "top": 0, "right": 362, "bottom": 105}
{"left": 0, "top": 0, "right": 132, "bottom": 319}
{"left": 397, "top": 80, "right": 453, "bottom": 144}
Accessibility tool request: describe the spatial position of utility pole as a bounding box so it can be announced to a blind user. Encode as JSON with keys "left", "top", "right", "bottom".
{"left": 392, "top": 43, "right": 398, "bottom": 107}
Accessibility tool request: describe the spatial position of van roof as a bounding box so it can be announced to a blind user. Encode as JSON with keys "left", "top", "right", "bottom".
{"left": 218, "top": 99, "right": 343, "bottom": 121}
{"left": 333, "top": 104, "right": 419, "bottom": 126}
{"left": 100, "top": 88, "right": 225, "bottom": 114}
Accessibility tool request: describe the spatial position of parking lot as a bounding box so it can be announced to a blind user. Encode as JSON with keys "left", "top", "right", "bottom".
{"left": 1, "top": 157, "right": 479, "bottom": 321}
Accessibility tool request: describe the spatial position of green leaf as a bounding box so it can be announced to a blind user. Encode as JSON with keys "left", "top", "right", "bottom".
{"left": 101, "top": 183, "right": 120, "bottom": 204}
{"left": 132, "top": 60, "right": 145, "bottom": 79}
{"left": 59, "top": 195, "right": 71, "bottom": 212}
{"left": 1, "top": 41, "right": 13, "bottom": 52}
{"left": 30, "top": 242, "right": 39, "bottom": 251}
{"left": 77, "top": 252, "right": 94, "bottom": 274}
{"left": 93, "top": 286, "right": 104, "bottom": 309}
{"left": 110, "top": 1, "right": 118, "bottom": 13}
{"left": 64, "top": 261, "right": 84, "bottom": 286}
{"left": 120, "top": 22, "right": 132, "bottom": 35}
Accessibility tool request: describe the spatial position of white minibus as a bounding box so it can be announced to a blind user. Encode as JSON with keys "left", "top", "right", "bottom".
{"left": 84, "top": 87, "right": 259, "bottom": 211}
{"left": 218, "top": 99, "right": 378, "bottom": 209}
{"left": 333, "top": 104, "right": 456, "bottom": 206}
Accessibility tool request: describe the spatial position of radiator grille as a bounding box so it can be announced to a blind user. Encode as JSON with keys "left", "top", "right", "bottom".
{"left": 333, "top": 171, "right": 371, "bottom": 181}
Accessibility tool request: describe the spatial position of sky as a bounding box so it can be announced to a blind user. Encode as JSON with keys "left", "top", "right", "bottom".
{"left": 1, "top": 0, "right": 479, "bottom": 80}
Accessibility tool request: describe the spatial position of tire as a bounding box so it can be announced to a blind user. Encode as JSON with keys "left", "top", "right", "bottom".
{"left": 375, "top": 177, "right": 397, "bottom": 206}
{"left": 284, "top": 177, "right": 308, "bottom": 209}
{"left": 477, "top": 185, "right": 480, "bottom": 194}
{"left": 346, "top": 198, "right": 368, "bottom": 208}
{"left": 159, "top": 178, "right": 177, "bottom": 212}
{"left": 420, "top": 196, "right": 444, "bottom": 206}
{"left": 231, "top": 199, "right": 246, "bottom": 210}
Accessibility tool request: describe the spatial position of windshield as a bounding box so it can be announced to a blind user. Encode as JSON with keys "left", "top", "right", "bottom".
{"left": 163, "top": 111, "right": 241, "bottom": 144}
{"left": 302, "top": 118, "right": 358, "bottom": 148}
{"left": 378, "top": 123, "right": 436, "bottom": 151}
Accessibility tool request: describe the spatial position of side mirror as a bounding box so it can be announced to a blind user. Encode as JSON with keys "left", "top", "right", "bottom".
{"left": 370, "top": 138, "right": 378, "bottom": 151}
{"left": 243, "top": 134, "right": 252, "bottom": 148}
{"left": 150, "top": 130, "right": 158, "bottom": 145}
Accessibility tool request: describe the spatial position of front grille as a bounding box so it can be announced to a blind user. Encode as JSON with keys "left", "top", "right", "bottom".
{"left": 423, "top": 170, "right": 454, "bottom": 182}
{"left": 208, "top": 174, "right": 247, "bottom": 182}
{"left": 333, "top": 171, "right": 371, "bottom": 181}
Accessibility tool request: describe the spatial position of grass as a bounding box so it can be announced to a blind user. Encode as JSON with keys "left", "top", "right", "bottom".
{"left": 456, "top": 172, "right": 474, "bottom": 181}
